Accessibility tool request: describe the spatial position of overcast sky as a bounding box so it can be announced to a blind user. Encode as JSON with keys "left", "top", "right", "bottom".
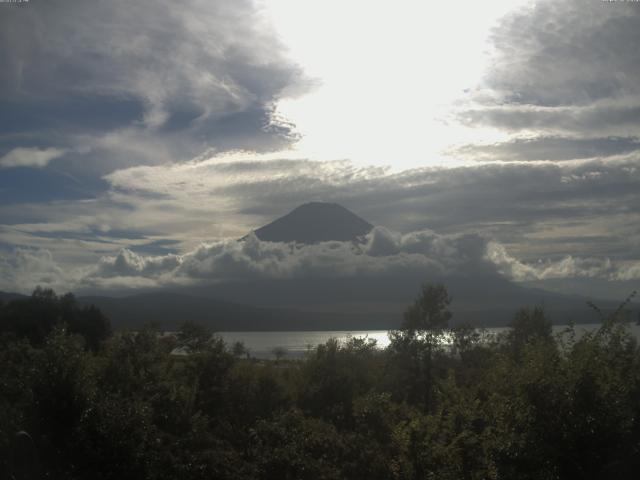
{"left": 0, "top": 0, "right": 639, "bottom": 299}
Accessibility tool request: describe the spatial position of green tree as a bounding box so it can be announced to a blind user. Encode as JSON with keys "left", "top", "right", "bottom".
{"left": 387, "top": 284, "right": 452, "bottom": 412}
{"left": 28, "top": 327, "right": 92, "bottom": 477}
{"left": 231, "top": 340, "right": 249, "bottom": 358}
{"left": 299, "top": 337, "right": 379, "bottom": 425}
{"left": 0, "top": 288, "right": 111, "bottom": 350}
{"left": 506, "top": 306, "right": 552, "bottom": 361}
{"left": 271, "top": 346, "right": 287, "bottom": 362}
{"left": 176, "top": 320, "right": 212, "bottom": 353}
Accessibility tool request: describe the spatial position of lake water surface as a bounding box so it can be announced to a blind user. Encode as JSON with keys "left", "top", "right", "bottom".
{"left": 218, "top": 323, "right": 640, "bottom": 359}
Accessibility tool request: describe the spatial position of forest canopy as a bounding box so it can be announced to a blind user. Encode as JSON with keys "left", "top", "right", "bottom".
{"left": 1, "top": 286, "right": 639, "bottom": 479}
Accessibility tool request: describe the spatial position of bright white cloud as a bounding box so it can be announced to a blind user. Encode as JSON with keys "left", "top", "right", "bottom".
{"left": 486, "top": 242, "right": 621, "bottom": 282}
{"left": 90, "top": 227, "right": 479, "bottom": 286}
{"left": 0, "top": 227, "right": 487, "bottom": 293}
{"left": 3, "top": 226, "right": 638, "bottom": 295}
{"left": 615, "top": 262, "right": 640, "bottom": 282}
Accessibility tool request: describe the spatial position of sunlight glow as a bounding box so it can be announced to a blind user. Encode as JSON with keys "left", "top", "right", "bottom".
{"left": 262, "top": 0, "right": 527, "bottom": 170}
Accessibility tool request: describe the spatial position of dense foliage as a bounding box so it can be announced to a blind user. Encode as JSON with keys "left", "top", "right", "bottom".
{"left": 1, "top": 286, "right": 639, "bottom": 479}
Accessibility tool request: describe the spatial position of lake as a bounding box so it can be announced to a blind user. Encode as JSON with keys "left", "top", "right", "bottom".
{"left": 218, "top": 323, "right": 640, "bottom": 359}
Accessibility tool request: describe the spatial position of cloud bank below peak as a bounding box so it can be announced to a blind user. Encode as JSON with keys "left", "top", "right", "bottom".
{"left": 2, "top": 152, "right": 638, "bottom": 292}
{"left": 2, "top": 226, "right": 639, "bottom": 297}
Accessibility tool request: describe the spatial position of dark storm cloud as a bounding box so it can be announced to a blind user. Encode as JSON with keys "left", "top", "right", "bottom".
{"left": 0, "top": 0, "right": 308, "bottom": 176}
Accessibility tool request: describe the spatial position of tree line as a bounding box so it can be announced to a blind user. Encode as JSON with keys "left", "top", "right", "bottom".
{"left": 1, "top": 285, "right": 639, "bottom": 479}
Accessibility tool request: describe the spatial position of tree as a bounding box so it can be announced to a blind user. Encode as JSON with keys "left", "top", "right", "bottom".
{"left": 67, "top": 304, "right": 112, "bottom": 351}
{"left": 0, "top": 289, "right": 110, "bottom": 350}
{"left": 402, "top": 283, "right": 452, "bottom": 335}
{"left": 0, "top": 287, "right": 60, "bottom": 345}
{"left": 176, "top": 320, "right": 212, "bottom": 353}
{"left": 299, "top": 337, "right": 379, "bottom": 424}
{"left": 271, "top": 346, "right": 287, "bottom": 362}
{"left": 388, "top": 284, "right": 452, "bottom": 412}
{"left": 232, "top": 340, "right": 249, "bottom": 359}
{"left": 507, "top": 306, "right": 552, "bottom": 361}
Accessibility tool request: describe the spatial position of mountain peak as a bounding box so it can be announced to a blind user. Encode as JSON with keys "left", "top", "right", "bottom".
{"left": 252, "top": 202, "right": 373, "bottom": 243}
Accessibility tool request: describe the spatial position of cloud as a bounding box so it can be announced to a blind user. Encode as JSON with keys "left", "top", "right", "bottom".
{"left": 90, "top": 227, "right": 470, "bottom": 285}
{"left": 102, "top": 153, "right": 640, "bottom": 250}
{"left": 0, "top": 0, "right": 310, "bottom": 178}
{"left": 2, "top": 152, "right": 639, "bottom": 270}
{"left": 457, "top": 102, "right": 640, "bottom": 136}
{"left": 0, "top": 147, "right": 67, "bottom": 169}
{"left": 615, "top": 262, "right": 640, "bottom": 282}
{"left": 3, "top": 225, "right": 639, "bottom": 296}
{"left": 0, "top": 248, "right": 71, "bottom": 293}
{"left": 486, "top": 242, "right": 619, "bottom": 282}
{"left": 0, "top": 227, "right": 496, "bottom": 293}
{"left": 449, "top": 136, "right": 640, "bottom": 162}
{"left": 2, "top": 0, "right": 638, "bottom": 303}
{"left": 0, "top": 227, "right": 492, "bottom": 293}
{"left": 452, "top": 0, "right": 640, "bottom": 166}
{"left": 481, "top": 1, "right": 640, "bottom": 108}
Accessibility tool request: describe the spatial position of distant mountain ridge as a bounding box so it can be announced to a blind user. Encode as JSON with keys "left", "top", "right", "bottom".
{"left": 0, "top": 291, "right": 27, "bottom": 303}
{"left": 251, "top": 202, "right": 373, "bottom": 243}
{"left": 1, "top": 285, "right": 634, "bottom": 332}
{"left": 77, "top": 292, "right": 392, "bottom": 331}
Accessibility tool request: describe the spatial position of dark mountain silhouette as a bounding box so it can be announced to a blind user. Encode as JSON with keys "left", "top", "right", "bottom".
{"left": 76, "top": 292, "right": 392, "bottom": 331}
{"left": 0, "top": 291, "right": 28, "bottom": 303}
{"left": 251, "top": 202, "right": 373, "bottom": 243}
{"left": 1, "top": 285, "right": 632, "bottom": 331}
{"left": 188, "top": 274, "right": 628, "bottom": 328}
